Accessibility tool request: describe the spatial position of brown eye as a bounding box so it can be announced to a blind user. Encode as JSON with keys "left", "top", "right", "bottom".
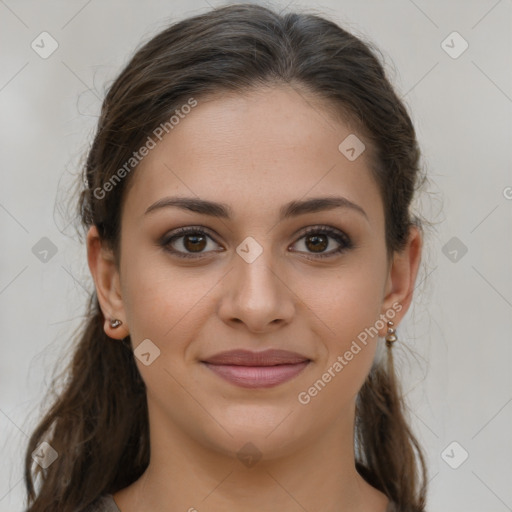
{"left": 161, "top": 227, "right": 221, "bottom": 258}
{"left": 290, "top": 226, "right": 353, "bottom": 259}
{"left": 182, "top": 233, "right": 207, "bottom": 252}
{"left": 304, "top": 233, "right": 329, "bottom": 253}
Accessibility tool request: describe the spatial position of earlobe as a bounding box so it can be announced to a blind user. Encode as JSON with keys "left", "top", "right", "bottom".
{"left": 379, "top": 225, "right": 423, "bottom": 336}
{"left": 86, "top": 226, "right": 129, "bottom": 340}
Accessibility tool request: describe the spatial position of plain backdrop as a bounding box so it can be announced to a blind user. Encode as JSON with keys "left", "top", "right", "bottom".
{"left": 1, "top": 1, "right": 511, "bottom": 511}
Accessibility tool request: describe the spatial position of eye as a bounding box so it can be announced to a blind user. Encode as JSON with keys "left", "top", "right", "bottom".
{"left": 160, "top": 226, "right": 221, "bottom": 259}
{"left": 290, "top": 225, "right": 353, "bottom": 259}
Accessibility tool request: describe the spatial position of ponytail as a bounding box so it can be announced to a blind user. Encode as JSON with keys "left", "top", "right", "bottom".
{"left": 24, "top": 294, "right": 149, "bottom": 512}
{"left": 355, "top": 344, "right": 427, "bottom": 511}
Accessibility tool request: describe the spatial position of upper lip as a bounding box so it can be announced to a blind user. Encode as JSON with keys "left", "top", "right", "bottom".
{"left": 201, "top": 349, "right": 310, "bottom": 366}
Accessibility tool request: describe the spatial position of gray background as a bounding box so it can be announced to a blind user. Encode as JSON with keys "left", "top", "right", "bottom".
{"left": 1, "top": 0, "right": 511, "bottom": 510}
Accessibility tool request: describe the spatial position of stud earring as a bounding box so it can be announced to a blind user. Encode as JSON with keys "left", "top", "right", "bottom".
{"left": 109, "top": 318, "right": 122, "bottom": 329}
{"left": 385, "top": 321, "right": 397, "bottom": 347}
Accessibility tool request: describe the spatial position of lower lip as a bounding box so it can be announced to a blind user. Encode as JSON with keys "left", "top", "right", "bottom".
{"left": 202, "top": 361, "right": 310, "bottom": 388}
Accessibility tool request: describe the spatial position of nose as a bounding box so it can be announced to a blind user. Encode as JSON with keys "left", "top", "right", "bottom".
{"left": 217, "top": 249, "right": 295, "bottom": 334}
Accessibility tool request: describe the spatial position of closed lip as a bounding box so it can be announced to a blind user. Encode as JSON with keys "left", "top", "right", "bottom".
{"left": 201, "top": 349, "right": 310, "bottom": 366}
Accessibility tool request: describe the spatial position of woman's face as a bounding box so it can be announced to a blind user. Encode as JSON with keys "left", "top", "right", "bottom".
{"left": 91, "top": 85, "right": 419, "bottom": 461}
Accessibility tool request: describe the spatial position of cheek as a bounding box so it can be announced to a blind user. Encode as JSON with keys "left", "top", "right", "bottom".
{"left": 122, "top": 265, "right": 204, "bottom": 343}
{"left": 119, "top": 239, "right": 171, "bottom": 335}
{"left": 300, "top": 255, "right": 386, "bottom": 336}
{"left": 295, "top": 284, "right": 382, "bottom": 418}
{"left": 119, "top": 240, "right": 220, "bottom": 359}
{"left": 119, "top": 260, "right": 213, "bottom": 400}
{"left": 295, "top": 256, "right": 386, "bottom": 389}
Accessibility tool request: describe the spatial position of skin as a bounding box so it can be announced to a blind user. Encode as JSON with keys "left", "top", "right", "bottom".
{"left": 87, "top": 85, "right": 422, "bottom": 512}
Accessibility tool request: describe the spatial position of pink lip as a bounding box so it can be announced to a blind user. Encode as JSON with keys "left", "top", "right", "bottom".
{"left": 201, "top": 349, "right": 311, "bottom": 388}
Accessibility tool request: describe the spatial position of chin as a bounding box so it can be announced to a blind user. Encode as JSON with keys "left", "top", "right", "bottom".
{"left": 199, "top": 405, "right": 308, "bottom": 461}
{"left": 213, "top": 429, "right": 305, "bottom": 465}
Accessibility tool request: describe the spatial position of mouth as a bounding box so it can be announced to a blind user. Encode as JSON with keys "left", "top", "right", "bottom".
{"left": 200, "top": 349, "right": 311, "bottom": 389}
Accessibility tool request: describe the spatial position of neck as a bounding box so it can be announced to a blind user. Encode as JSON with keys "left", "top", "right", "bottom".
{"left": 113, "top": 401, "right": 389, "bottom": 512}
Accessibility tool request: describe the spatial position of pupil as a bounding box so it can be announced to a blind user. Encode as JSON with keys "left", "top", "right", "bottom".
{"left": 185, "top": 234, "right": 206, "bottom": 252}
{"left": 307, "top": 235, "right": 327, "bottom": 252}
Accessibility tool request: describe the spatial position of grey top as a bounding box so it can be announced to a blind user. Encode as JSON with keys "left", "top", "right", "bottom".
{"left": 84, "top": 493, "right": 400, "bottom": 511}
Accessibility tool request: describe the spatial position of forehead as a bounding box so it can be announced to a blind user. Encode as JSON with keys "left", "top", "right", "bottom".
{"left": 122, "top": 85, "right": 383, "bottom": 225}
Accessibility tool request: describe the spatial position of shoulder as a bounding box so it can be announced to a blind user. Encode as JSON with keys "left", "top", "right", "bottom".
{"left": 81, "top": 494, "right": 121, "bottom": 512}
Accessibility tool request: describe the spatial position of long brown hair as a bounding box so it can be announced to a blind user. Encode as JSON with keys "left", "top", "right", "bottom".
{"left": 24, "top": 3, "right": 428, "bottom": 511}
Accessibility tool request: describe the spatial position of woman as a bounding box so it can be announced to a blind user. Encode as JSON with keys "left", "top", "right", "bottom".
{"left": 24, "top": 3, "right": 428, "bottom": 511}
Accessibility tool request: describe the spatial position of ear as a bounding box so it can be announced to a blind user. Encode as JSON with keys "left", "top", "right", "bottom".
{"left": 379, "top": 224, "right": 423, "bottom": 336}
{"left": 86, "top": 225, "right": 129, "bottom": 340}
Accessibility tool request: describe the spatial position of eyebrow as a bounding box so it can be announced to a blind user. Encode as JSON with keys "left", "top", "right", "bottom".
{"left": 144, "top": 195, "right": 368, "bottom": 221}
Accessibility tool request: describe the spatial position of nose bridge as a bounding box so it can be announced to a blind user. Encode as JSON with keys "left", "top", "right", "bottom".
{"left": 218, "top": 234, "right": 295, "bottom": 330}
{"left": 234, "top": 234, "right": 284, "bottom": 302}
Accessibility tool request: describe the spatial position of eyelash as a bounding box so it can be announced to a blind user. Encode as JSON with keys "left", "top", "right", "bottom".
{"left": 160, "top": 225, "right": 353, "bottom": 260}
